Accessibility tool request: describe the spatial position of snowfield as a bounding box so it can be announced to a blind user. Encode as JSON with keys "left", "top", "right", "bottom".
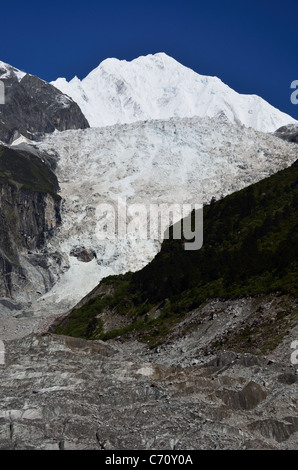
{"left": 51, "top": 53, "right": 297, "bottom": 133}
{"left": 19, "top": 116, "right": 297, "bottom": 315}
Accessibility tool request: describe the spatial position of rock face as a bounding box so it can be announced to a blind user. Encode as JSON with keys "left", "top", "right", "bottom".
{"left": 0, "top": 333, "right": 297, "bottom": 450}
{"left": 0, "top": 145, "right": 62, "bottom": 300}
{"left": 0, "top": 185, "right": 61, "bottom": 299}
{"left": 0, "top": 61, "right": 89, "bottom": 144}
{"left": 70, "top": 247, "right": 97, "bottom": 263}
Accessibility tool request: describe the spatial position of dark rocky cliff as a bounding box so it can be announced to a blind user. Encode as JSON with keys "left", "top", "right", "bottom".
{"left": 274, "top": 124, "right": 298, "bottom": 143}
{"left": 0, "top": 145, "right": 62, "bottom": 299}
{"left": 0, "top": 62, "right": 89, "bottom": 144}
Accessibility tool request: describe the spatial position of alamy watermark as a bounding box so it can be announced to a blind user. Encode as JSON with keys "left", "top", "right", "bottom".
{"left": 0, "top": 80, "right": 4, "bottom": 105}
{"left": 290, "top": 80, "right": 298, "bottom": 105}
{"left": 95, "top": 198, "right": 203, "bottom": 252}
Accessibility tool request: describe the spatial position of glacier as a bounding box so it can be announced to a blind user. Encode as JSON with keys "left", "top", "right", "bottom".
{"left": 12, "top": 116, "right": 296, "bottom": 323}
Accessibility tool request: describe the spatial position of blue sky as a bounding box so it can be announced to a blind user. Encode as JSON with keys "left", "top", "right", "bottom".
{"left": 1, "top": 0, "right": 297, "bottom": 119}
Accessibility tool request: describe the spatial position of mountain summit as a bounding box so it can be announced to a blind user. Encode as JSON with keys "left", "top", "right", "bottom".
{"left": 51, "top": 53, "right": 297, "bottom": 132}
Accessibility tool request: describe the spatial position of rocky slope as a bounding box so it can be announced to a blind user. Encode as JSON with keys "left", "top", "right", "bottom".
{"left": 0, "top": 331, "right": 296, "bottom": 450}
{"left": 0, "top": 61, "right": 89, "bottom": 144}
{"left": 51, "top": 53, "right": 297, "bottom": 132}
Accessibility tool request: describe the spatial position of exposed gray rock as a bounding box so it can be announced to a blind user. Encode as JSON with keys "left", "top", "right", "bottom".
{"left": 249, "top": 418, "right": 298, "bottom": 443}
{"left": 274, "top": 124, "right": 298, "bottom": 143}
{"left": 218, "top": 381, "right": 268, "bottom": 410}
{"left": 0, "top": 333, "right": 296, "bottom": 450}
{"left": 70, "top": 247, "right": 97, "bottom": 263}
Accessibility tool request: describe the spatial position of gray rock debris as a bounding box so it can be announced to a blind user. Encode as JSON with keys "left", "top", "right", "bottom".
{"left": 0, "top": 333, "right": 297, "bottom": 450}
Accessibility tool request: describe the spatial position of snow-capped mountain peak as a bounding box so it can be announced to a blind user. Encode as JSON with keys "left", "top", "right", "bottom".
{"left": 51, "top": 52, "right": 297, "bottom": 132}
